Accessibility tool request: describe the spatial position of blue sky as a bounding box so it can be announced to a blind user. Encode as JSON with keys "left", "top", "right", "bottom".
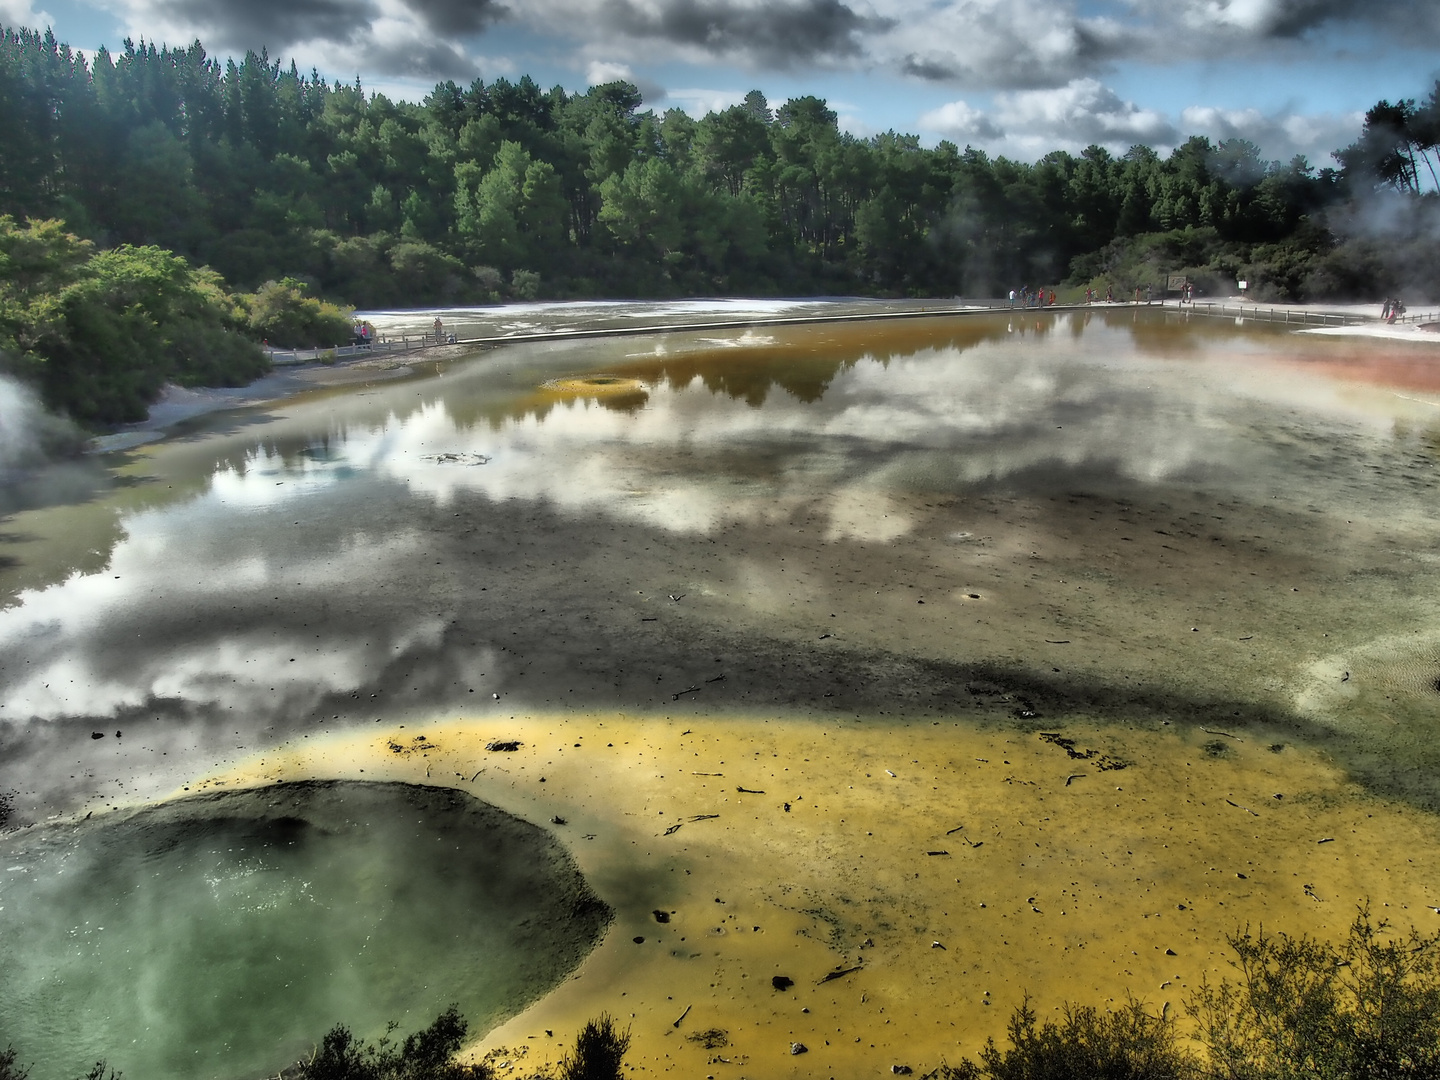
{"left": 5, "top": 0, "right": 1437, "bottom": 165}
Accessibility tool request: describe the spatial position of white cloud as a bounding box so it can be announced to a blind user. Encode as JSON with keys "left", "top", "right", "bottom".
{"left": 586, "top": 58, "right": 636, "bottom": 85}
{"left": 662, "top": 87, "right": 746, "bottom": 116}
{"left": 881, "top": 0, "right": 1135, "bottom": 89}
{"left": 1180, "top": 104, "right": 1365, "bottom": 164}
{"left": 1, "top": 0, "right": 54, "bottom": 29}
{"left": 918, "top": 99, "right": 1004, "bottom": 142}
{"left": 920, "top": 78, "right": 1177, "bottom": 159}
{"left": 996, "top": 79, "right": 1176, "bottom": 148}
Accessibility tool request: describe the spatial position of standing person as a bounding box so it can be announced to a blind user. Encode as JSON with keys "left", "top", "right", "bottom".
{"left": 1009, "top": 288, "right": 1017, "bottom": 308}
{"left": 1048, "top": 290, "right": 1056, "bottom": 307}
{"left": 1106, "top": 285, "right": 1113, "bottom": 303}
{"left": 1382, "top": 298, "right": 1393, "bottom": 320}
{"left": 1146, "top": 284, "right": 1153, "bottom": 304}
{"left": 433, "top": 316, "right": 444, "bottom": 343}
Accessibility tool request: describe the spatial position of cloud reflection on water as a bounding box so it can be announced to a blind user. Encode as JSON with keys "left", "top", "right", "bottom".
{"left": 364, "top": 325, "right": 1237, "bottom": 539}
{"left": 0, "top": 311, "right": 1423, "bottom": 743}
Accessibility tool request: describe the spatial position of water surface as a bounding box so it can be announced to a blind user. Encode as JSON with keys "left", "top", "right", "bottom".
{"left": 4, "top": 305, "right": 1440, "bottom": 1070}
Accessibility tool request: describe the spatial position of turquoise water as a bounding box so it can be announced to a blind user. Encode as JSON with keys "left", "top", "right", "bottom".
{"left": 0, "top": 781, "right": 609, "bottom": 1080}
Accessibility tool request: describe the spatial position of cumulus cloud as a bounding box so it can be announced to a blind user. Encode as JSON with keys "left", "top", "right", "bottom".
{"left": 402, "top": 0, "right": 505, "bottom": 35}
{"left": 997, "top": 79, "right": 1177, "bottom": 147}
{"left": 877, "top": 0, "right": 1137, "bottom": 90}
{"left": 83, "top": 0, "right": 1434, "bottom": 94}
{"left": 0, "top": 0, "right": 53, "bottom": 28}
{"left": 1180, "top": 104, "right": 1365, "bottom": 164}
{"left": 1163, "top": 0, "right": 1439, "bottom": 38}
{"left": 100, "top": 0, "right": 486, "bottom": 79}
{"left": 921, "top": 78, "right": 1177, "bottom": 157}
{"left": 141, "top": 0, "right": 374, "bottom": 50}
{"left": 587, "top": 0, "right": 894, "bottom": 68}
{"left": 582, "top": 59, "right": 667, "bottom": 103}
{"left": 662, "top": 86, "right": 746, "bottom": 115}
{"left": 918, "top": 99, "right": 1003, "bottom": 142}
{"left": 920, "top": 79, "right": 1368, "bottom": 164}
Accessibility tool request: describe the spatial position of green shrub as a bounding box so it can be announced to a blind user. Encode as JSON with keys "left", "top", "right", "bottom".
{"left": 0, "top": 1048, "right": 116, "bottom": 1080}
{"left": 1190, "top": 907, "right": 1440, "bottom": 1080}
{"left": 0, "top": 1046, "right": 28, "bottom": 1080}
{"left": 298, "top": 1005, "right": 490, "bottom": 1080}
{"left": 558, "top": 1015, "right": 630, "bottom": 1080}
{"left": 242, "top": 277, "right": 353, "bottom": 349}
{"left": 930, "top": 996, "right": 1193, "bottom": 1080}
{"left": 0, "top": 216, "right": 269, "bottom": 424}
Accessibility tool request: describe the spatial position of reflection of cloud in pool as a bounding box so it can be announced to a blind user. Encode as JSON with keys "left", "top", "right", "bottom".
{"left": 0, "top": 497, "right": 449, "bottom": 721}
{"left": 345, "top": 343, "right": 1237, "bottom": 538}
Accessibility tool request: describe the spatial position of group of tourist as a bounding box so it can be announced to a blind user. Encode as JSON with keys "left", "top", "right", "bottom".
{"left": 351, "top": 320, "right": 376, "bottom": 347}
{"left": 1070, "top": 284, "right": 1169, "bottom": 304}
{"left": 1008, "top": 287, "right": 1057, "bottom": 308}
{"left": 1382, "top": 298, "right": 1407, "bottom": 324}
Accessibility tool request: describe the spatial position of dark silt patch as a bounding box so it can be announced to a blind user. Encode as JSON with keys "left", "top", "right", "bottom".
{"left": 0, "top": 780, "right": 611, "bottom": 1080}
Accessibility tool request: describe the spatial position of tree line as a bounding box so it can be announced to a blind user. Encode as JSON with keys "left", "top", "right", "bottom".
{"left": 2, "top": 23, "right": 1437, "bottom": 310}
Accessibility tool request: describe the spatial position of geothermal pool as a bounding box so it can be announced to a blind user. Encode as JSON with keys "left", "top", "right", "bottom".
{"left": 4, "top": 305, "right": 1440, "bottom": 1078}
{"left": 0, "top": 781, "right": 609, "bottom": 1080}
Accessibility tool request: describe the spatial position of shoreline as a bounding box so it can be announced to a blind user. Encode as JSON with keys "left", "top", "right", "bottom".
{"left": 85, "top": 298, "right": 1437, "bottom": 456}
{"left": 86, "top": 344, "right": 476, "bottom": 453}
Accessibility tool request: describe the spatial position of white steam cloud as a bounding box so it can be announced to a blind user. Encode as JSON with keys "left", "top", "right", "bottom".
{"left": 0, "top": 374, "right": 45, "bottom": 470}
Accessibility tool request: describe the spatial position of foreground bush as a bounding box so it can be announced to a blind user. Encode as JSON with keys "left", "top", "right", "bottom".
{"left": 932, "top": 908, "right": 1440, "bottom": 1080}
{"left": 298, "top": 1006, "right": 490, "bottom": 1080}
{"left": 1191, "top": 907, "right": 1440, "bottom": 1080}
{"left": 0, "top": 1047, "right": 118, "bottom": 1080}
{"left": 295, "top": 1008, "right": 629, "bottom": 1080}
{"left": 931, "top": 997, "right": 1194, "bottom": 1080}
{"left": 557, "top": 1014, "right": 630, "bottom": 1080}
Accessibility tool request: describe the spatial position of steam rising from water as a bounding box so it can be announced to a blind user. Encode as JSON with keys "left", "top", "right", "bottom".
{"left": 0, "top": 374, "right": 45, "bottom": 469}
{"left": 0, "top": 373, "right": 84, "bottom": 472}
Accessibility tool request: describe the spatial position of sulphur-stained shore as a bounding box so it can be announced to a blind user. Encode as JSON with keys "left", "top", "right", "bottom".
{"left": 200, "top": 713, "right": 1440, "bottom": 1079}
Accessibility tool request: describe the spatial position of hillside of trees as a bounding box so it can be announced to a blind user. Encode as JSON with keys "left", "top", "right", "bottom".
{"left": 3, "top": 23, "right": 1438, "bottom": 311}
